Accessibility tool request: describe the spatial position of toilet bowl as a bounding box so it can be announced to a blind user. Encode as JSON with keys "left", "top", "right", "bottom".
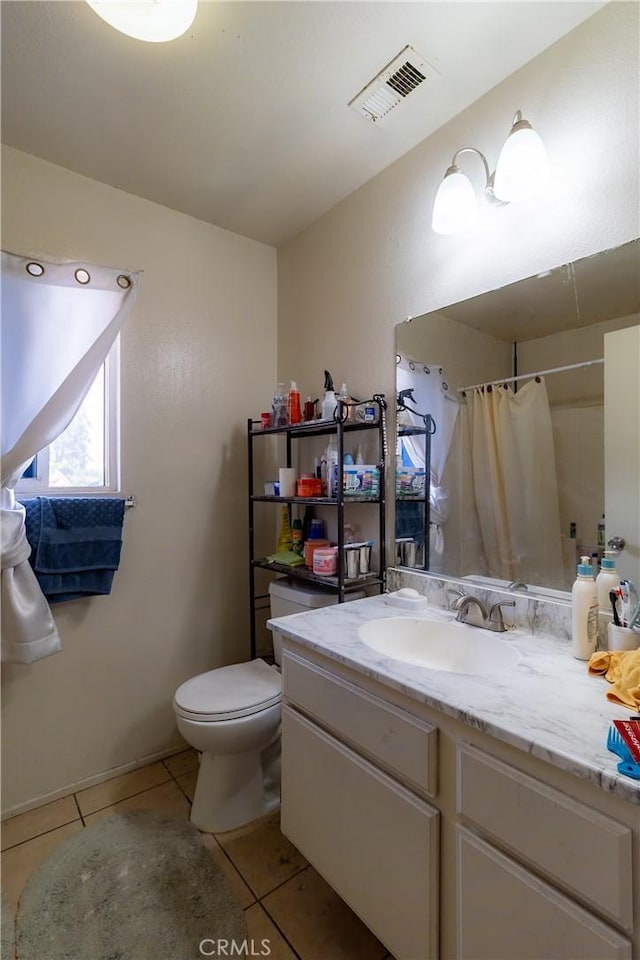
{"left": 173, "top": 578, "right": 365, "bottom": 833}
{"left": 174, "top": 659, "right": 281, "bottom": 832}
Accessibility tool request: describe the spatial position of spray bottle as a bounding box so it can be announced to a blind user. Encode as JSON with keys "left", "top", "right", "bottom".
{"left": 321, "top": 370, "right": 337, "bottom": 421}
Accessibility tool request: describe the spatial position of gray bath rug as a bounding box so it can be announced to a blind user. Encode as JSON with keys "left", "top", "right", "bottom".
{"left": 16, "top": 810, "right": 248, "bottom": 960}
{"left": 1, "top": 895, "right": 15, "bottom": 960}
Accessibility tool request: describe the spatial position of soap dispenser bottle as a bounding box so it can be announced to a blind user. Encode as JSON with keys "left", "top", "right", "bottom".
{"left": 595, "top": 551, "right": 620, "bottom": 610}
{"left": 571, "top": 556, "right": 598, "bottom": 660}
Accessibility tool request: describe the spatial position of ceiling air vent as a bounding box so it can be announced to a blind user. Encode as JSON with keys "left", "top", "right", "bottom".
{"left": 349, "top": 45, "right": 439, "bottom": 125}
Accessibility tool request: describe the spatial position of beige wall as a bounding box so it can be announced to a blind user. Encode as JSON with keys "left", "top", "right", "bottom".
{"left": 1, "top": 146, "right": 277, "bottom": 813}
{"left": 278, "top": 2, "right": 639, "bottom": 421}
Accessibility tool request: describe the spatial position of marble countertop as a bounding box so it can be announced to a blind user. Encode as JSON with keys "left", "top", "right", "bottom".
{"left": 269, "top": 594, "right": 640, "bottom": 805}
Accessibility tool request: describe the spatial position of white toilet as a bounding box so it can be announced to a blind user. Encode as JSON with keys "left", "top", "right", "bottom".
{"left": 173, "top": 578, "right": 362, "bottom": 833}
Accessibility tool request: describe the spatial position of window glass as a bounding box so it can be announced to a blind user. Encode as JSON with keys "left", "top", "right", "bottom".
{"left": 49, "top": 366, "right": 105, "bottom": 487}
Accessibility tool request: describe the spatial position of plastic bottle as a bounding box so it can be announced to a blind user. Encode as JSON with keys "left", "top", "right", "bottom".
{"left": 337, "top": 382, "right": 353, "bottom": 421}
{"left": 276, "top": 506, "right": 293, "bottom": 552}
{"left": 595, "top": 551, "right": 620, "bottom": 610}
{"left": 301, "top": 506, "right": 314, "bottom": 544}
{"left": 322, "top": 436, "right": 338, "bottom": 497}
{"left": 571, "top": 556, "right": 599, "bottom": 660}
{"left": 272, "top": 383, "right": 288, "bottom": 428}
{"left": 321, "top": 370, "right": 337, "bottom": 421}
{"left": 288, "top": 381, "right": 302, "bottom": 425}
{"left": 597, "top": 514, "right": 606, "bottom": 548}
{"left": 291, "top": 518, "right": 303, "bottom": 555}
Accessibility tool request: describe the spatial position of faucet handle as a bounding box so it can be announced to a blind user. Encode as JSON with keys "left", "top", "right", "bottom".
{"left": 488, "top": 600, "right": 515, "bottom": 632}
{"left": 447, "top": 587, "right": 465, "bottom": 609}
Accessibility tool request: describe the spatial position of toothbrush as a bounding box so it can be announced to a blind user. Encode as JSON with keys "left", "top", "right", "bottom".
{"left": 628, "top": 600, "right": 640, "bottom": 630}
{"left": 610, "top": 589, "right": 621, "bottom": 626}
{"left": 619, "top": 581, "right": 630, "bottom": 626}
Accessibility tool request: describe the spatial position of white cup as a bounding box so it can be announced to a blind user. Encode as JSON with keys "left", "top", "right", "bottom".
{"left": 607, "top": 622, "right": 640, "bottom": 651}
{"left": 278, "top": 467, "right": 297, "bottom": 498}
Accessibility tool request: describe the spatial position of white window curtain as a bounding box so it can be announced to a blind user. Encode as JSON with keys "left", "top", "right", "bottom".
{"left": 1, "top": 251, "right": 139, "bottom": 664}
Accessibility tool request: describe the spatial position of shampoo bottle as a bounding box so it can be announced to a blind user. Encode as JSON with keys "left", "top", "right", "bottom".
{"left": 595, "top": 551, "right": 620, "bottom": 610}
{"left": 571, "top": 556, "right": 598, "bottom": 660}
{"left": 288, "top": 381, "right": 302, "bottom": 424}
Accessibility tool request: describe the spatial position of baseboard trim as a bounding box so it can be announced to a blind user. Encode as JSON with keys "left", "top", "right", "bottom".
{"left": 1, "top": 742, "right": 189, "bottom": 821}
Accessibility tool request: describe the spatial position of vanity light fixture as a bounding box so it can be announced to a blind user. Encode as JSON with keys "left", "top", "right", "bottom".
{"left": 86, "top": 0, "right": 197, "bottom": 43}
{"left": 431, "top": 110, "right": 549, "bottom": 235}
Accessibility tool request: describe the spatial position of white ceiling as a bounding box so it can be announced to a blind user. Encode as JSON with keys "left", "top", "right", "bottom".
{"left": 1, "top": 1, "right": 605, "bottom": 247}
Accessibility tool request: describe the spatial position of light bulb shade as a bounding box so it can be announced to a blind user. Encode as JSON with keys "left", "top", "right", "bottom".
{"left": 493, "top": 120, "right": 550, "bottom": 203}
{"left": 86, "top": 0, "right": 197, "bottom": 42}
{"left": 431, "top": 168, "right": 478, "bottom": 235}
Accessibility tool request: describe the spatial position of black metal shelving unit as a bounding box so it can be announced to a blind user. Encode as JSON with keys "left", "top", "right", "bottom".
{"left": 248, "top": 398, "right": 386, "bottom": 659}
{"left": 396, "top": 414, "right": 435, "bottom": 571}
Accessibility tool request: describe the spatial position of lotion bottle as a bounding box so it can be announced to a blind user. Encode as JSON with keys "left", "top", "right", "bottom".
{"left": 571, "top": 556, "right": 598, "bottom": 660}
{"left": 595, "top": 551, "right": 620, "bottom": 610}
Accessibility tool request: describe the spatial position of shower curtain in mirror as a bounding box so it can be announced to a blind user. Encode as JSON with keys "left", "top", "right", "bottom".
{"left": 396, "top": 356, "right": 459, "bottom": 569}
{"left": 1, "top": 251, "right": 139, "bottom": 664}
{"left": 468, "top": 378, "right": 563, "bottom": 588}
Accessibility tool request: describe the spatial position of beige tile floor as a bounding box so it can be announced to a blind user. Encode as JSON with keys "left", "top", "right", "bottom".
{"left": 1, "top": 750, "right": 393, "bottom": 960}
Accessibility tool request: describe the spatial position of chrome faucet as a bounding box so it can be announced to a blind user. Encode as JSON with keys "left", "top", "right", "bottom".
{"left": 451, "top": 592, "right": 515, "bottom": 633}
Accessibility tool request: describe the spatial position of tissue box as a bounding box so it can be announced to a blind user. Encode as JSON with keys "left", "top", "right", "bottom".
{"left": 341, "top": 465, "right": 380, "bottom": 498}
{"left": 395, "top": 467, "right": 426, "bottom": 498}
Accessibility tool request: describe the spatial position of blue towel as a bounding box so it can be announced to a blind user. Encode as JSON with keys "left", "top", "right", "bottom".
{"left": 20, "top": 497, "right": 125, "bottom": 603}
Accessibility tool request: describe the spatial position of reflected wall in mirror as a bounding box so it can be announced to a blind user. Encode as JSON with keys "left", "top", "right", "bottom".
{"left": 394, "top": 238, "right": 640, "bottom": 598}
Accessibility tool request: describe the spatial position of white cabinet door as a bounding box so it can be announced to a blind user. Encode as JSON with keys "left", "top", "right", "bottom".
{"left": 457, "top": 828, "right": 632, "bottom": 960}
{"left": 282, "top": 704, "right": 439, "bottom": 960}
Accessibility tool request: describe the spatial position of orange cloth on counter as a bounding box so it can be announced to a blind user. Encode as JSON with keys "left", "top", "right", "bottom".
{"left": 588, "top": 648, "right": 640, "bottom": 711}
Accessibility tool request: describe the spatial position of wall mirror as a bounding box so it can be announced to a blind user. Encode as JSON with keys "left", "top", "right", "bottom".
{"left": 394, "top": 238, "right": 640, "bottom": 599}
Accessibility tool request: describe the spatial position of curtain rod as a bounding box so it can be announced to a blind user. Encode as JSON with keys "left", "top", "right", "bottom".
{"left": 458, "top": 358, "right": 604, "bottom": 394}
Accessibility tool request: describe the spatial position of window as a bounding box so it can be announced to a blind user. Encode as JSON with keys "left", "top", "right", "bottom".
{"left": 16, "top": 340, "right": 120, "bottom": 495}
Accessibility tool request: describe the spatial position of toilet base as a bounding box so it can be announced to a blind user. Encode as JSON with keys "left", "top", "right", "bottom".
{"left": 190, "top": 745, "right": 280, "bottom": 833}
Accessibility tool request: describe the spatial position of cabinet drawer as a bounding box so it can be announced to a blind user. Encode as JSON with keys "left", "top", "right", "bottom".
{"left": 457, "top": 829, "right": 632, "bottom": 960}
{"left": 282, "top": 704, "right": 439, "bottom": 960}
{"left": 282, "top": 649, "right": 437, "bottom": 797}
{"left": 457, "top": 743, "right": 633, "bottom": 931}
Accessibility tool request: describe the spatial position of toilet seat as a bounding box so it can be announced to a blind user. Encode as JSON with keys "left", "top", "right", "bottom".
{"left": 174, "top": 659, "right": 281, "bottom": 722}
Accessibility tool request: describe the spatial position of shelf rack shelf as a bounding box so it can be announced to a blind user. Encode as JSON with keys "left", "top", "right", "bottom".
{"left": 248, "top": 398, "right": 386, "bottom": 658}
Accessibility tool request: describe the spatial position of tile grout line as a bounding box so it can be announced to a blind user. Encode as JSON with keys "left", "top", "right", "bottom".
{"left": 1, "top": 815, "right": 83, "bottom": 853}
{"left": 72, "top": 793, "right": 86, "bottom": 827}
{"left": 258, "top": 880, "right": 307, "bottom": 960}
{"left": 76, "top": 775, "right": 174, "bottom": 819}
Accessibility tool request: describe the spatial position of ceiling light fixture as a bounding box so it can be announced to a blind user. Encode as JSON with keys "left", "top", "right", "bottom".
{"left": 431, "top": 110, "right": 550, "bottom": 235}
{"left": 86, "top": 0, "right": 197, "bottom": 43}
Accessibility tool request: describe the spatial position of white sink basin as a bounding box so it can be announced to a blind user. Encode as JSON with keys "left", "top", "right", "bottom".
{"left": 358, "top": 616, "right": 520, "bottom": 674}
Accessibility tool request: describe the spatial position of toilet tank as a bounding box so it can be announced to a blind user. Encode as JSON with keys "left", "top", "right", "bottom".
{"left": 268, "top": 578, "right": 365, "bottom": 664}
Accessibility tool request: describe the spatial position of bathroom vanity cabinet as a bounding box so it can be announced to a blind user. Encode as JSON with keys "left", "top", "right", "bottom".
{"left": 247, "top": 402, "right": 386, "bottom": 657}
{"left": 278, "top": 639, "right": 639, "bottom": 960}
